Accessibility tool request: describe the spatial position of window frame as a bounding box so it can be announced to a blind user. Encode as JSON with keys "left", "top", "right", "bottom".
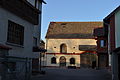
{"left": 100, "top": 40, "right": 106, "bottom": 47}
{"left": 70, "top": 58, "right": 75, "bottom": 64}
{"left": 60, "top": 44, "right": 67, "bottom": 53}
{"left": 7, "top": 20, "right": 24, "bottom": 46}
{"left": 51, "top": 57, "right": 56, "bottom": 64}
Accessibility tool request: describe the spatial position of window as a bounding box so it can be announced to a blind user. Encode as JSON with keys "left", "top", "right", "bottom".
{"left": 7, "top": 20, "right": 24, "bottom": 46}
{"left": 100, "top": 40, "right": 106, "bottom": 47}
{"left": 51, "top": 57, "right": 56, "bottom": 64}
{"left": 60, "top": 44, "right": 67, "bottom": 53}
{"left": 33, "top": 37, "right": 37, "bottom": 47}
{"left": 70, "top": 58, "right": 75, "bottom": 64}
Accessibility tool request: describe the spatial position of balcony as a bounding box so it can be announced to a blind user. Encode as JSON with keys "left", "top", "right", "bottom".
{"left": 0, "top": 0, "right": 40, "bottom": 25}
{"left": 33, "top": 46, "right": 47, "bottom": 52}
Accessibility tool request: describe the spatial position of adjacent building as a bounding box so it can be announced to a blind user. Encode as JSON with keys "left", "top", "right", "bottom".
{"left": 103, "top": 6, "right": 120, "bottom": 80}
{"left": 39, "top": 40, "right": 47, "bottom": 68}
{"left": 45, "top": 22, "right": 103, "bottom": 68}
{"left": 94, "top": 27, "right": 108, "bottom": 69}
{"left": 0, "top": 0, "right": 46, "bottom": 79}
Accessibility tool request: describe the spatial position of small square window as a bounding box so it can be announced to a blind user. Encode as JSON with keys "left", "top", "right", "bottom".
{"left": 100, "top": 40, "right": 106, "bottom": 47}
{"left": 51, "top": 57, "right": 56, "bottom": 64}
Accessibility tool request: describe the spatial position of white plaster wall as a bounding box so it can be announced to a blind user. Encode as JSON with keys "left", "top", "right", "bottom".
{"left": 0, "top": 8, "right": 39, "bottom": 58}
{"left": 26, "top": 0, "right": 42, "bottom": 45}
{"left": 33, "top": 26, "right": 40, "bottom": 46}
{"left": 46, "top": 54, "right": 80, "bottom": 67}
{"left": 27, "top": 0, "right": 43, "bottom": 57}
{"left": 33, "top": 12, "right": 41, "bottom": 46}
{"left": 46, "top": 39, "right": 97, "bottom": 53}
{"left": 115, "top": 10, "right": 120, "bottom": 48}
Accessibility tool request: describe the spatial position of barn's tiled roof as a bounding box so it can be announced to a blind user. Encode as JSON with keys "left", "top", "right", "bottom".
{"left": 46, "top": 22, "right": 103, "bottom": 39}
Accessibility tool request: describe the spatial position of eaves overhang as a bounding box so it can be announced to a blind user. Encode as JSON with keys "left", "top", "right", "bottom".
{"left": 104, "top": 6, "right": 120, "bottom": 22}
{"left": 39, "top": 0, "right": 47, "bottom": 4}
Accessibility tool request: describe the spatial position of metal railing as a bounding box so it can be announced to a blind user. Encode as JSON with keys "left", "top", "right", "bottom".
{"left": 0, "top": 56, "right": 32, "bottom": 80}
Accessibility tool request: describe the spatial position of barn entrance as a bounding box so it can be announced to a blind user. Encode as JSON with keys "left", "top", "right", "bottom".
{"left": 59, "top": 56, "right": 66, "bottom": 67}
{"left": 80, "top": 52, "right": 97, "bottom": 68}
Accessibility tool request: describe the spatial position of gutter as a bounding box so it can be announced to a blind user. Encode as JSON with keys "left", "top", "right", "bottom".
{"left": 42, "top": 0, "right": 47, "bottom": 4}
{"left": 40, "top": 0, "right": 47, "bottom": 4}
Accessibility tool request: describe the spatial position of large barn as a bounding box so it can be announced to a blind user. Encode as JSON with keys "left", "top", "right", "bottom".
{"left": 45, "top": 22, "right": 103, "bottom": 68}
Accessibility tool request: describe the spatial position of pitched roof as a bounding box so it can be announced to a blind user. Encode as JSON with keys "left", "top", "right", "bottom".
{"left": 46, "top": 22, "right": 103, "bottom": 39}
{"left": 104, "top": 6, "right": 120, "bottom": 21}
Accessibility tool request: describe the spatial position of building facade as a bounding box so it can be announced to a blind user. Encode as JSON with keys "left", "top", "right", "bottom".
{"left": 39, "top": 40, "right": 47, "bottom": 68}
{"left": 0, "top": 0, "right": 46, "bottom": 79}
{"left": 104, "top": 6, "right": 120, "bottom": 80}
{"left": 45, "top": 22, "right": 103, "bottom": 68}
{"left": 94, "top": 27, "right": 108, "bottom": 69}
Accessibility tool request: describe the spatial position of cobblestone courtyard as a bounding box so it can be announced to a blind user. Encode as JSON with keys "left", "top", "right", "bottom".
{"left": 31, "top": 68, "right": 112, "bottom": 80}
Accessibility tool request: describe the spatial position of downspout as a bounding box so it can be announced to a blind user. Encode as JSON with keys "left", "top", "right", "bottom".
{"left": 39, "top": 2, "right": 42, "bottom": 72}
{"left": 39, "top": 1, "right": 46, "bottom": 71}
{"left": 104, "top": 22, "right": 111, "bottom": 67}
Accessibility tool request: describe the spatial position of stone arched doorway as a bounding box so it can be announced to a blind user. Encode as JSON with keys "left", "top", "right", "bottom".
{"left": 59, "top": 56, "right": 66, "bottom": 67}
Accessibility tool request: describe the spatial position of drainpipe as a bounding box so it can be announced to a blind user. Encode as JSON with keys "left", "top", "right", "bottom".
{"left": 104, "top": 22, "right": 111, "bottom": 67}
{"left": 39, "top": 1, "right": 46, "bottom": 72}
{"left": 39, "top": 2, "right": 42, "bottom": 72}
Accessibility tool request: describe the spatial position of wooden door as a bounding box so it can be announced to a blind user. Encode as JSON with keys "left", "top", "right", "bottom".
{"left": 59, "top": 56, "right": 66, "bottom": 67}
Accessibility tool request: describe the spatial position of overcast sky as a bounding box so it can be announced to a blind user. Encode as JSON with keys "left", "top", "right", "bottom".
{"left": 41, "top": 0, "right": 120, "bottom": 40}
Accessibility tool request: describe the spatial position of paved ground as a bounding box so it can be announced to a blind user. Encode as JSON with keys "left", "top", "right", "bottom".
{"left": 31, "top": 68, "right": 112, "bottom": 80}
